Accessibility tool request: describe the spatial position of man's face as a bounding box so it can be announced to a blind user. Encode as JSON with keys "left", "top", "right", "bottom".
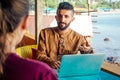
{"left": 55, "top": 9, "right": 74, "bottom": 30}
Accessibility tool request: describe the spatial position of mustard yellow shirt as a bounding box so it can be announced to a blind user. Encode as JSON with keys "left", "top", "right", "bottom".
{"left": 37, "top": 27, "right": 86, "bottom": 66}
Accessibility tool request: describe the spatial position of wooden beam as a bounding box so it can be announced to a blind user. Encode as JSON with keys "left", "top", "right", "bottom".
{"left": 102, "top": 61, "right": 120, "bottom": 77}
{"left": 87, "top": 0, "right": 90, "bottom": 16}
{"left": 35, "top": 0, "right": 43, "bottom": 44}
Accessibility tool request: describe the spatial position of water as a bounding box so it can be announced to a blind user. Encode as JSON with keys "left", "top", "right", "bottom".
{"left": 91, "top": 13, "right": 120, "bottom": 62}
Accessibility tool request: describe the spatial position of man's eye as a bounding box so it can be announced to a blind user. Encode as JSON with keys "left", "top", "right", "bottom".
{"left": 65, "top": 15, "right": 69, "bottom": 18}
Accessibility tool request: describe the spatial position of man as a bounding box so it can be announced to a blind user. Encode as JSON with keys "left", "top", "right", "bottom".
{"left": 36, "top": 2, "right": 93, "bottom": 69}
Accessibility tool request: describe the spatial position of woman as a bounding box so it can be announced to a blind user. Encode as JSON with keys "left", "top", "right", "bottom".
{"left": 0, "top": 0, "right": 57, "bottom": 80}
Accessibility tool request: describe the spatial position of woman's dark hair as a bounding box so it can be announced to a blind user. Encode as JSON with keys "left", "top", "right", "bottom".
{"left": 0, "top": 0, "right": 29, "bottom": 78}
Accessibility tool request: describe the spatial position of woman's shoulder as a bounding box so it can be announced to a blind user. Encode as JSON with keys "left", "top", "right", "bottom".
{"left": 6, "top": 53, "right": 50, "bottom": 72}
{"left": 22, "top": 58, "right": 58, "bottom": 80}
{"left": 6, "top": 53, "right": 57, "bottom": 80}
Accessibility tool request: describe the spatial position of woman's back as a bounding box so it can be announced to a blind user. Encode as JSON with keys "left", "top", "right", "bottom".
{"left": 4, "top": 53, "right": 57, "bottom": 80}
{"left": 0, "top": 0, "right": 57, "bottom": 80}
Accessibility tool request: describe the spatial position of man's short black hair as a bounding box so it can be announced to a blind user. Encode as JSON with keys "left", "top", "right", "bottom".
{"left": 57, "top": 2, "right": 74, "bottom": 15}
{"left": 58, "top": 2, "right": 74, "bottom": 10}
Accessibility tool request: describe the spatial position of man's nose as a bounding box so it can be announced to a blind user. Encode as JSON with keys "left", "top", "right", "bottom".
{"left": 61, "top": 16, "right": 65, "bottom": 22}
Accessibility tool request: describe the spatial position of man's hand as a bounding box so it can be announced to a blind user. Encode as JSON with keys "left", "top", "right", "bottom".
{"left": 78, "top": 36, "right": 95, "bottom": 54}
{"left": 84, "top": 36, "right": 91, "bottom": 47}
{"left": 79, "top": 45, "right": 94, "bottom": 54}
{"left": 51, "top": 61, "right": 60, "bottom": 69}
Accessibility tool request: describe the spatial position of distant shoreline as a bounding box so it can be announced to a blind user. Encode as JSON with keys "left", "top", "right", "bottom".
{"left": 95, "top": 11, "right": 120, "bottom": 14}
{"left": 90, "top": 9, "right": 120, "bottom": 15}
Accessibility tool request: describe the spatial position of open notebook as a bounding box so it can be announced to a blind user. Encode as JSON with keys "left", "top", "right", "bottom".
{"left": 58, "top": 53, "right": 105, "bottom": 80}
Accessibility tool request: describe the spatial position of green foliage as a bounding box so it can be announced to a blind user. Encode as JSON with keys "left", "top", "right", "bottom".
{"left": 29, "top": 0, "right": 120, "bottom": 11}
{"left": 43, "top": 0, "right": 58, "bottom": 9}
{"left": 75, "top": 0, "right": 88, "bottom": 8}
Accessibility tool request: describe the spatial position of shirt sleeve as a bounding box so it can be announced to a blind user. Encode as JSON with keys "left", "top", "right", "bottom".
{"left": 36, "top": 29, "right": 55, "bottom": 66}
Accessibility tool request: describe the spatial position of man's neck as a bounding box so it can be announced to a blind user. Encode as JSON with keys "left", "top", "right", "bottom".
{"left": 57, "top": 27, "right": 71, "bottom": 34}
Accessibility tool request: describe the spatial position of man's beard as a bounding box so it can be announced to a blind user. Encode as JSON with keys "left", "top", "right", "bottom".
{"left": 58, "top": 22, "right": 70, "bottom": 31}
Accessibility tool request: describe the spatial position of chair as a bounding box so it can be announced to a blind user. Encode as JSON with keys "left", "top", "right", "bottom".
{"left": 16, "top": 45, "right": 37, "bottom": 59}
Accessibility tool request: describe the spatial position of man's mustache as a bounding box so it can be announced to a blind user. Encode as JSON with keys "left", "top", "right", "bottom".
{"left": 59, "top": 22, "right": 66, "bottom": 25}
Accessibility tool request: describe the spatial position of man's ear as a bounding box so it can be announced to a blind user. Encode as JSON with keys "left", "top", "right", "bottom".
{"left": 21, "top": 16, "right": 28, "bottom": 30}
{"left": 72, "top": 17, "right": 75, "bottom": 22}
{"left": 55, "top": 15, "right": 57, "bottom": 20}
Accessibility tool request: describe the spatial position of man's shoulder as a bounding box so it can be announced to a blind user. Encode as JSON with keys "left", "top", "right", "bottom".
{"left": 41, "top": 27, "right": 56, "bottom": 32}
{"left": 71, "top": 29, "right": 83, "bottom": 37}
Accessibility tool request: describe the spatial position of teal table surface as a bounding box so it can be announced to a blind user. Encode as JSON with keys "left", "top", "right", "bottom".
{"left": 58, "top": 71, "right": 120, "bottom": 80}
{"left": 100, "top": 71, "right": 120, "bottom": 80}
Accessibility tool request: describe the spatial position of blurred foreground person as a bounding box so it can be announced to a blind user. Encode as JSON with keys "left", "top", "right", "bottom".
{"left": 0, "top": 0, "right": 57, "bottom": 80}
